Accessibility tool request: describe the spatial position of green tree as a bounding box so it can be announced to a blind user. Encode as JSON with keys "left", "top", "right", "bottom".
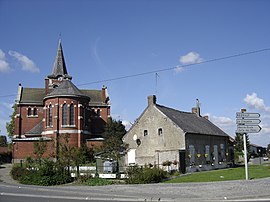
{"left": 100, "top": 118, "right": 127, "bottom": 173}
{"left": 33, "top": 138, "right": 47, "bottom": 166}
{"left": 6, "top": 104, "right": 17, "bottom": 139}
{"left": 234, "top": 133, "right": 251, "bottom": 161}
{"left": 0, "top": 135, "right": 7, "bottom": 146}
{"left": 266, "top": 144, "right": 270, "bottom": 158}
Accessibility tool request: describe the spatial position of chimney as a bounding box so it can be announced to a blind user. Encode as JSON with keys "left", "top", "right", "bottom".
{"left": 192, "top": 99, "right": 201, "bottom": 117}
{"left": 148, "top": 95, "right": 156, "bottom": 106}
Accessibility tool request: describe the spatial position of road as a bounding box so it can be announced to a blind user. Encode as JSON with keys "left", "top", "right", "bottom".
{"left": 1, "top": 178, "right": 270, "bottom": 202}
{"left": 1, "top": 164, "right": 270, "bottom": 201}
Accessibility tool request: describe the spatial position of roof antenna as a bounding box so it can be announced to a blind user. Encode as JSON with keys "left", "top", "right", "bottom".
{"left": 196, "top": 99, "right": 201, "bottom": 117}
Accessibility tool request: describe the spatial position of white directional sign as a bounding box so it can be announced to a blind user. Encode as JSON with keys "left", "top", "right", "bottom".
{"left": 236, "top": 112, "right": 260, "bottom": 119}
{"left": 236, "top": 125, "right": 262, "bottom": 133}
{"left": 236, "top": 119, "right": 261, "bottom": 125}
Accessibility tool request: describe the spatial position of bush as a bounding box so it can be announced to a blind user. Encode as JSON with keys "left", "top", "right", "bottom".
{"left": 10, "top": 160, "right": 73, "bottom": 186}
{"left": 10, "top": 166, "right": 28, "bottom": 180}
{"left": 125, "top": 165, "right": 167, "bottom": 184}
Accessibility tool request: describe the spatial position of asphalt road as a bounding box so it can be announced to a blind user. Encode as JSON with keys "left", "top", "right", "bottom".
{"left": 1, "top": 164, "right": 270, "bottom": 201}
{"left": 1, "top": 178, "right": 270, "bottom": 202}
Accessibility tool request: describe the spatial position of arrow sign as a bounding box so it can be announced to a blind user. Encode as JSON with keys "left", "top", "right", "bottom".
{"left": 236, "top": 119, "right": 261, "bottom": 125}
{"left": 236, "top": 112, "right": 260, "bottom": 119}
{"left": 236, "top": 125, "right": 262, "bottom": 133}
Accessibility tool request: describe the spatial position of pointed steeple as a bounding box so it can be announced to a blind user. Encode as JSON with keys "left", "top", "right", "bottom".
{"left": 47, "top": 40, "right": 72, "bottom": 80}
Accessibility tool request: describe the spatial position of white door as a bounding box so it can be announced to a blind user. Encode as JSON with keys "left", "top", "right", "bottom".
{"left": 127, "top": 149, "right": 136, "bottom": 165}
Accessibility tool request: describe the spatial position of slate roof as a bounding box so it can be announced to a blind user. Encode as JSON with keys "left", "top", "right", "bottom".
{"left": 25, "top": 121, "right": 43, "bottom": 135}
{"left": 81, "top": 90, "right": 102, "bottom": 103}
{"left": 18, "top": 86, "right": 103, "bottom": 104}
{"left": 47, "top": 41, "right": 72, "bottom": 80}
{"left": 45, "top": 79, "right": 89, "bottom": 99}
{"left": 19, "top": 88, "right": 45, "bottom": 104}
{"left": 156, "top": 104, "right": 229, "bottom": 137}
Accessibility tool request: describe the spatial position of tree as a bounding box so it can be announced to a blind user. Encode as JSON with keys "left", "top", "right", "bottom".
{"left": 267, "top": 144, "right": 270, "bottom": 158}
{"left": 33, "top": 138, "right": 47, "bottom": 165}
{"left": 234, "top": 133, "right": 251, "bottom": 161}
{"left": 100, "top": 118, "right": 127, "bottom": 172}
{"left": 6, "top": 104, "right": 17, "bottom": 139}
{"left": 0, "top": 135, "right": 7, "bottom": 146}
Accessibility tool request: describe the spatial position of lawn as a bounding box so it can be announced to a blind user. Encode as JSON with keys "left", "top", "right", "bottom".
{"left": 165, "top": 164, "right": 270, "bottom": 183}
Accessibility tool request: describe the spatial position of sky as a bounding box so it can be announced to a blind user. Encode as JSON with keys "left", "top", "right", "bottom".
{"left": 0, "top": 0, "right": 270, "bottom": 147}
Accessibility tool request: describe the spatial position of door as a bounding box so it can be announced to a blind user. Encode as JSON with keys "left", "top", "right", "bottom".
{"left": 179, "top": 150, "right": 186, "bottom": 174}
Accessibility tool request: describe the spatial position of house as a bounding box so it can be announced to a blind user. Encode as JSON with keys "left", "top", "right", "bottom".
{"left": 12, "top": 41, "right": 111, "bottom": 163}
{"left": 123, "top": 95, "right": 234, "bottom": 173}
{"left": 250, "top": 143, "right": 266, "bottom": 157}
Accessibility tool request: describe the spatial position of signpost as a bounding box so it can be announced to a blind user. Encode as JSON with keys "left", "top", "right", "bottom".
{"left": 236, "top": 110, "right": 261, "bottom": 180}
{"left": 236, "top": 125, "right": 262, "bottom": 133}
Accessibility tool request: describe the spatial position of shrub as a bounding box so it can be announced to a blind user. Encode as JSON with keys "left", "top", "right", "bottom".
{"left": 10, "top": 160, "right": 72, "bottom": 186}
{"left": 125, "top": 165, "right": 167, "bottom": 184}
{"left": 10, "top": 166, "right": 28, "bottom": 180}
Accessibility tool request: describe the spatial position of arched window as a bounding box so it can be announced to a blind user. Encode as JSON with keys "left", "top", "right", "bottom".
{"left": 70, "top": 104, "right": 74, "bottom": 125}
{"left": 27, "top": 108, "right": 31, "bottom": 116}
{"left": 33, "top": 108, "right": 37, "bottom": 116}
{"left": 62, "top": 103, "right": 68, "bottom": 126}
{"left": 48, "top": 105, "right": 52, "bottom": 127}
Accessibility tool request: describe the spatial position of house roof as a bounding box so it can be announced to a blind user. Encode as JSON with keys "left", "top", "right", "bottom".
{"left": 19, "top": 88, "right": 45, "bottom": 104}
{"left": 18, "top": 86, "right": 104, "bottom": 104}
{"left": 25, "top": 121, "right": 43, "bottom": 135}
{"left": 81, "top": 90, "right": 103, "bottom": 103}
{"left": 45, "top": 79, "right": 89, "bottom": 99}
{"left": 156, "top": 104, "right": 229, "bottom": 137}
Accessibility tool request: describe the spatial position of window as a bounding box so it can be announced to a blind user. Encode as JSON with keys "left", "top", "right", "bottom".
{"left": 205, "top": 145, "right": 210, "bottom": 161}
{"left": 48, "top": 105, "right": 52, "bottom": 127}
{"left": 33, "top": 108, "right": 37, "bottom": 116}
{"left": 62, "top": 103, "right": 68, "bottom": 126}
{"left": 69, "top": 104, "right": 74, "bottom": 125}
{"left": 158, "top": 128, "right": 163, "bottom": 135}
{"left": 189, "top": 145, "right": 195, "bottom": 163}
{"left": 220, "top": 144, "right": 225, "bottom": 160}
{"left": 27, "top": 108, "right": 31, "bottom": 116}
{"left": 144, "top": 130, "right": 148, "bottom": 136}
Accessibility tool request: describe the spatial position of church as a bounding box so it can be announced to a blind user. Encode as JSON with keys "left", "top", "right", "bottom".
{"left": 12, "top": 41, "right": 111, "bottom": 162}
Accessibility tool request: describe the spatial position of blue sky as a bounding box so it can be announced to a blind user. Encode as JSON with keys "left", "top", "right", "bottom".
{"left": 0, "top": 0, "right": 270, "bottom": 147}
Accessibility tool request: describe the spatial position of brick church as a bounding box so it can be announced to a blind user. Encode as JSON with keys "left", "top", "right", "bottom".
{"left": 12, "top": 41, "right": 111, "bottom": 162}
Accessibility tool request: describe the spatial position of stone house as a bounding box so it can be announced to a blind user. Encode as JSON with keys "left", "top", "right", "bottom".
{"left": 12, "top": 41, "right": 111, "bottom": 162}
{"left": 123, "top": 95, "right": 234, "bottom": 173}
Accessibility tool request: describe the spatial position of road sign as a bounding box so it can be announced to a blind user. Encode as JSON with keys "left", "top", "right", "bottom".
{"left": 236, "top": 119, "right": 261, "bottom": 125}
{"left": 236, "top": 125, "right": 262, "bottom": 133}
{"left": 236, "top": 112, "right": 260, "bottom": 118}
{"left": 236, "top": 112, "right": 260, "bottom": 119}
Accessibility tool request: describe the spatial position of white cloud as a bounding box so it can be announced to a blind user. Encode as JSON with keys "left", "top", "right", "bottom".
{"left": 244, "top": 93, "right": 270, "bottom": 113}
{"left": 174, "top": 66, "right": 184, "bottom": 73}
{"left": 207, "top": 114, "right": 235, "bottom": 127}
{"left": 179, "top": 52, "right": 203, "bottom": 65}
{"left": 9, "top": 50, "right": 39, "bottom": 73}
{"left": 0, "top": 49, "right": 12, "bottom": 72}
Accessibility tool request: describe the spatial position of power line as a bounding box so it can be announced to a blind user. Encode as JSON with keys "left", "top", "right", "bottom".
{"left": 77, "top": 47, "right": 270, "bottom": 86}
{"left": 0, "top": 47, "right": 270, "bottom": 98}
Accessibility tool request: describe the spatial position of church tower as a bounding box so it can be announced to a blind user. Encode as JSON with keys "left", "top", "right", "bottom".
{"left": 45, "top": 40, "right": 72, "bottom": 94}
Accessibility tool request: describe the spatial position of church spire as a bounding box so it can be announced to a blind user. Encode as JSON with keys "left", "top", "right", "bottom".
{"left": 47, "top": 40, "right": 72, "bottom": 80}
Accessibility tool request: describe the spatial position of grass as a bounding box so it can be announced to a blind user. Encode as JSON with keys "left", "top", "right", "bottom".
{"left": 165, "top": 164, "right": 270, "bottom": 183}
